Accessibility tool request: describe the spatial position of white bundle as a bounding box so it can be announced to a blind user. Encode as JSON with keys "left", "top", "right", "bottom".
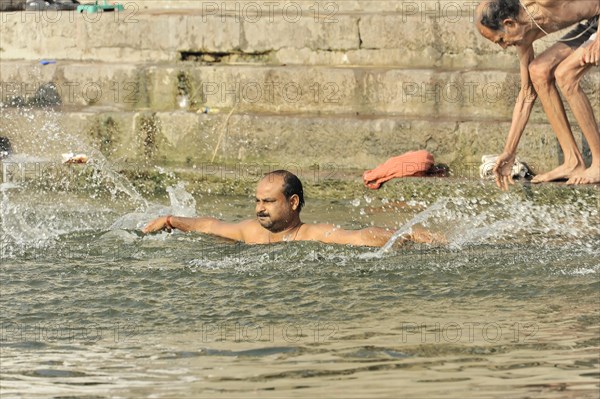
{"left": 479, "top": 154, "right": 528, "bottom": 179}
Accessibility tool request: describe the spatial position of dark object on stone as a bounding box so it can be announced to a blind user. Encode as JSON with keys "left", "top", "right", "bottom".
{"left": 0, "top": 137, "right": 12, "bottom": 159}
{"left": 30, "top": 82, "right": 62, "bottom": 107}
{"left": 55, "top": 0, "right": 79, "bottom": 9}
{"left": 429, "top": 163, "right": 450, "bottom": 177}
{"left": 4, "top": 96, "right": 27, "bottom": 108}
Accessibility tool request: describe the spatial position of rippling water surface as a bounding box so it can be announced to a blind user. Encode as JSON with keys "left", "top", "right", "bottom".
{"left": 1, "top": 158, "right": 599, "bottom": 398}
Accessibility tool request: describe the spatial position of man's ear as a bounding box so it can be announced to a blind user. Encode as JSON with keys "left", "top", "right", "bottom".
{"left": 502, "top": 18, "right": 516, "bottom": 29}
{"left": 290, "top": 194, "right": 300, "bottom": 211}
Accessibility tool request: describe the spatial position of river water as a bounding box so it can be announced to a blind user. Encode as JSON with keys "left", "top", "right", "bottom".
{"left": 1, "top": 153, "right": 599, "bottom": 398}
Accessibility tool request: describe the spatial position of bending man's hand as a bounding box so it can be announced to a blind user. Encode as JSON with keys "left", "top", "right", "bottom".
{"left": 581, "top": 37, "right": 599, "bottom": 66}
{"left": 142, "top": 216, "right": 172, "bottom": 234}
{"left": 493, "top": 152, "right": 516, "bottom": 191}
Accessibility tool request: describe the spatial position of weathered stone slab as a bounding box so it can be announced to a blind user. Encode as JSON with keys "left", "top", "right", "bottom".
{"left": 2, "top": 61, "right": 598, "bottom": 119}
{"left": 0, "top": 8, "right": 358, "bottom": 62}
{"left": 241, "top": 12, "right": 359, "bottom": 52}
{"left": 138, "top": 0, "right": 413, "bottom": 13}
{"left": 0, "top": 0, "right": 24, "bottom": 12}
{"left": 1, "top": 108, "right": 565, "bottom": 173}
{"left": 359, "top": 13, "right": 583, "bottom": 63}
{"left": 2, "top": 6, "right": 579, "bottom": 65}
{"left": 0, "top": 61, "right": 146, "bottom": 110}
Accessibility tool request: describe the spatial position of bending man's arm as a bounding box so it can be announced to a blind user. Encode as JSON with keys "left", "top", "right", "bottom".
{"left": 494, "top": 44, "right": 537, "bottom": 190}
{"left": 142, "top": 215, "right": 245, "bottom": 241}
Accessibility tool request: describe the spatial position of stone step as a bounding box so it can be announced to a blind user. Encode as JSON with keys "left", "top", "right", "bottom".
{"left": 138, "top": 1, "right": 476, "bottom": 14}
{"left": 2, "top": 60, "right": 599, "bottom": 120}
{"left": 2, "top": 0, "right": 472, "bottom": 13}
{"left": 2, "top": 108, "right": 573, "bottom": 173}
{"left": 0, "top": 0, "right": 554, "bottom": 15}
{"left": 0, "top": 7, "right": 571, "bottom": 67}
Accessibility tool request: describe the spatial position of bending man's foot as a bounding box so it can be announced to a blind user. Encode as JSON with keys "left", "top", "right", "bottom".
{"left": 566, "top": 165, "right": 600, "bottom": 185}
{"left": 531, "top": 163, "right": 585, "bottom": 183}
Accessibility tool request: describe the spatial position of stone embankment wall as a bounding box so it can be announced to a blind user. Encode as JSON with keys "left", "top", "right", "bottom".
{"left": 0, "top": 0, "right": 21, "bottom": 12}
{"left": 1, "top": 1, "right": 598, "bottom": 173}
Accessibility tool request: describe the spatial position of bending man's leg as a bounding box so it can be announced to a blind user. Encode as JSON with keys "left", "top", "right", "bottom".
{"left": 528, "top": 43, "right": 586, "bottom": 183}
{"left": 555, "top": 42, "right": 600, "bottom": 185}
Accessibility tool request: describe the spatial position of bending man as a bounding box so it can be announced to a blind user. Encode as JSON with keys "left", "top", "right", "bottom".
{"left": 475, "top": 0, "right": 599, "bottom": 189}
{"left": 143, "top": 170, "right": 438, "bottom": 247}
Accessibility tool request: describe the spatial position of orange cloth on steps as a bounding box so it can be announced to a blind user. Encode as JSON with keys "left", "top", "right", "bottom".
{"left": 363, "top": 150, "right": 434, "bottom": 189}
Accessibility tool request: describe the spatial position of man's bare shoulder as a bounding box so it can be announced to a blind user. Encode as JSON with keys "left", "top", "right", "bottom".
{"left": 298, "top": 223, "right": 345, "bottom": 241}
{"left": 238, "top": 219, "right": 269, "bottom": 243}
{"left": 300, "top": 223, "right": 339, "bottom": 234}
{"left": 238, "top": 219, "right": 263, "bottom": 232}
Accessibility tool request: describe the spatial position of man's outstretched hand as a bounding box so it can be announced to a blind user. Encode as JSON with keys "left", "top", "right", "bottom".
{"left": 493, "top": 152, "right": 516, "bottom": 191}
{"left": 142, "top": 216, "right": 171, "bottom": 234}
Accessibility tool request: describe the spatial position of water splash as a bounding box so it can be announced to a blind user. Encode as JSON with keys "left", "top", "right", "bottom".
{"left": 110, "top": 183, "right": 197, "bottom": 231}
{"left": 378, "top": 198, "right": 449, "bottom": 253}
{"left": 1, "top": 104, "right": 148, "bottom": 252}
{"left": 166, "top": 182, "right": 196, "bottom": 217}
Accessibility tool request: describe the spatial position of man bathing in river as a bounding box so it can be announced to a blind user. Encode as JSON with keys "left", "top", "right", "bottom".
{"left": 143, "top": 170, "right": 438, "bottom": 247}
{"left": 476, "top": 0, "right": 600, "bottom": 189}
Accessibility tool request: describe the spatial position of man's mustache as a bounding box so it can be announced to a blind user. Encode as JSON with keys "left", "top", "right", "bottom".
{"left": 257, "top": 212, "right": 269, "bottom": 217}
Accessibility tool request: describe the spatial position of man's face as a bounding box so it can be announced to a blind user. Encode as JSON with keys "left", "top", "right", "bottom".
{"left": 255, "top": 175, "right": 296, "bottom": 232}
{"left": 477, "top": 20, "right": 527, "bottom": 48}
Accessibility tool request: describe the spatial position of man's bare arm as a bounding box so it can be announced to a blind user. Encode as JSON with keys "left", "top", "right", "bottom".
{"left": 303, "top": 224, "right": 443, "bottom": 247}
{"left": 505, "top": 44, "right": 537, "bottom": 154}
{"left": 493, "top": 44, "right": 537, "bottom": 190}
{"left": 304, "top": 224, "right": 394, "bottom": 247}
{"left": 142, "top": 216, "right": 245, "bottom": 242}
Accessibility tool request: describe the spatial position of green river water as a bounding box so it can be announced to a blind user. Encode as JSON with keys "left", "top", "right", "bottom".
{"left": 1, "top": 168, "right": 598, "bottom": 398}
